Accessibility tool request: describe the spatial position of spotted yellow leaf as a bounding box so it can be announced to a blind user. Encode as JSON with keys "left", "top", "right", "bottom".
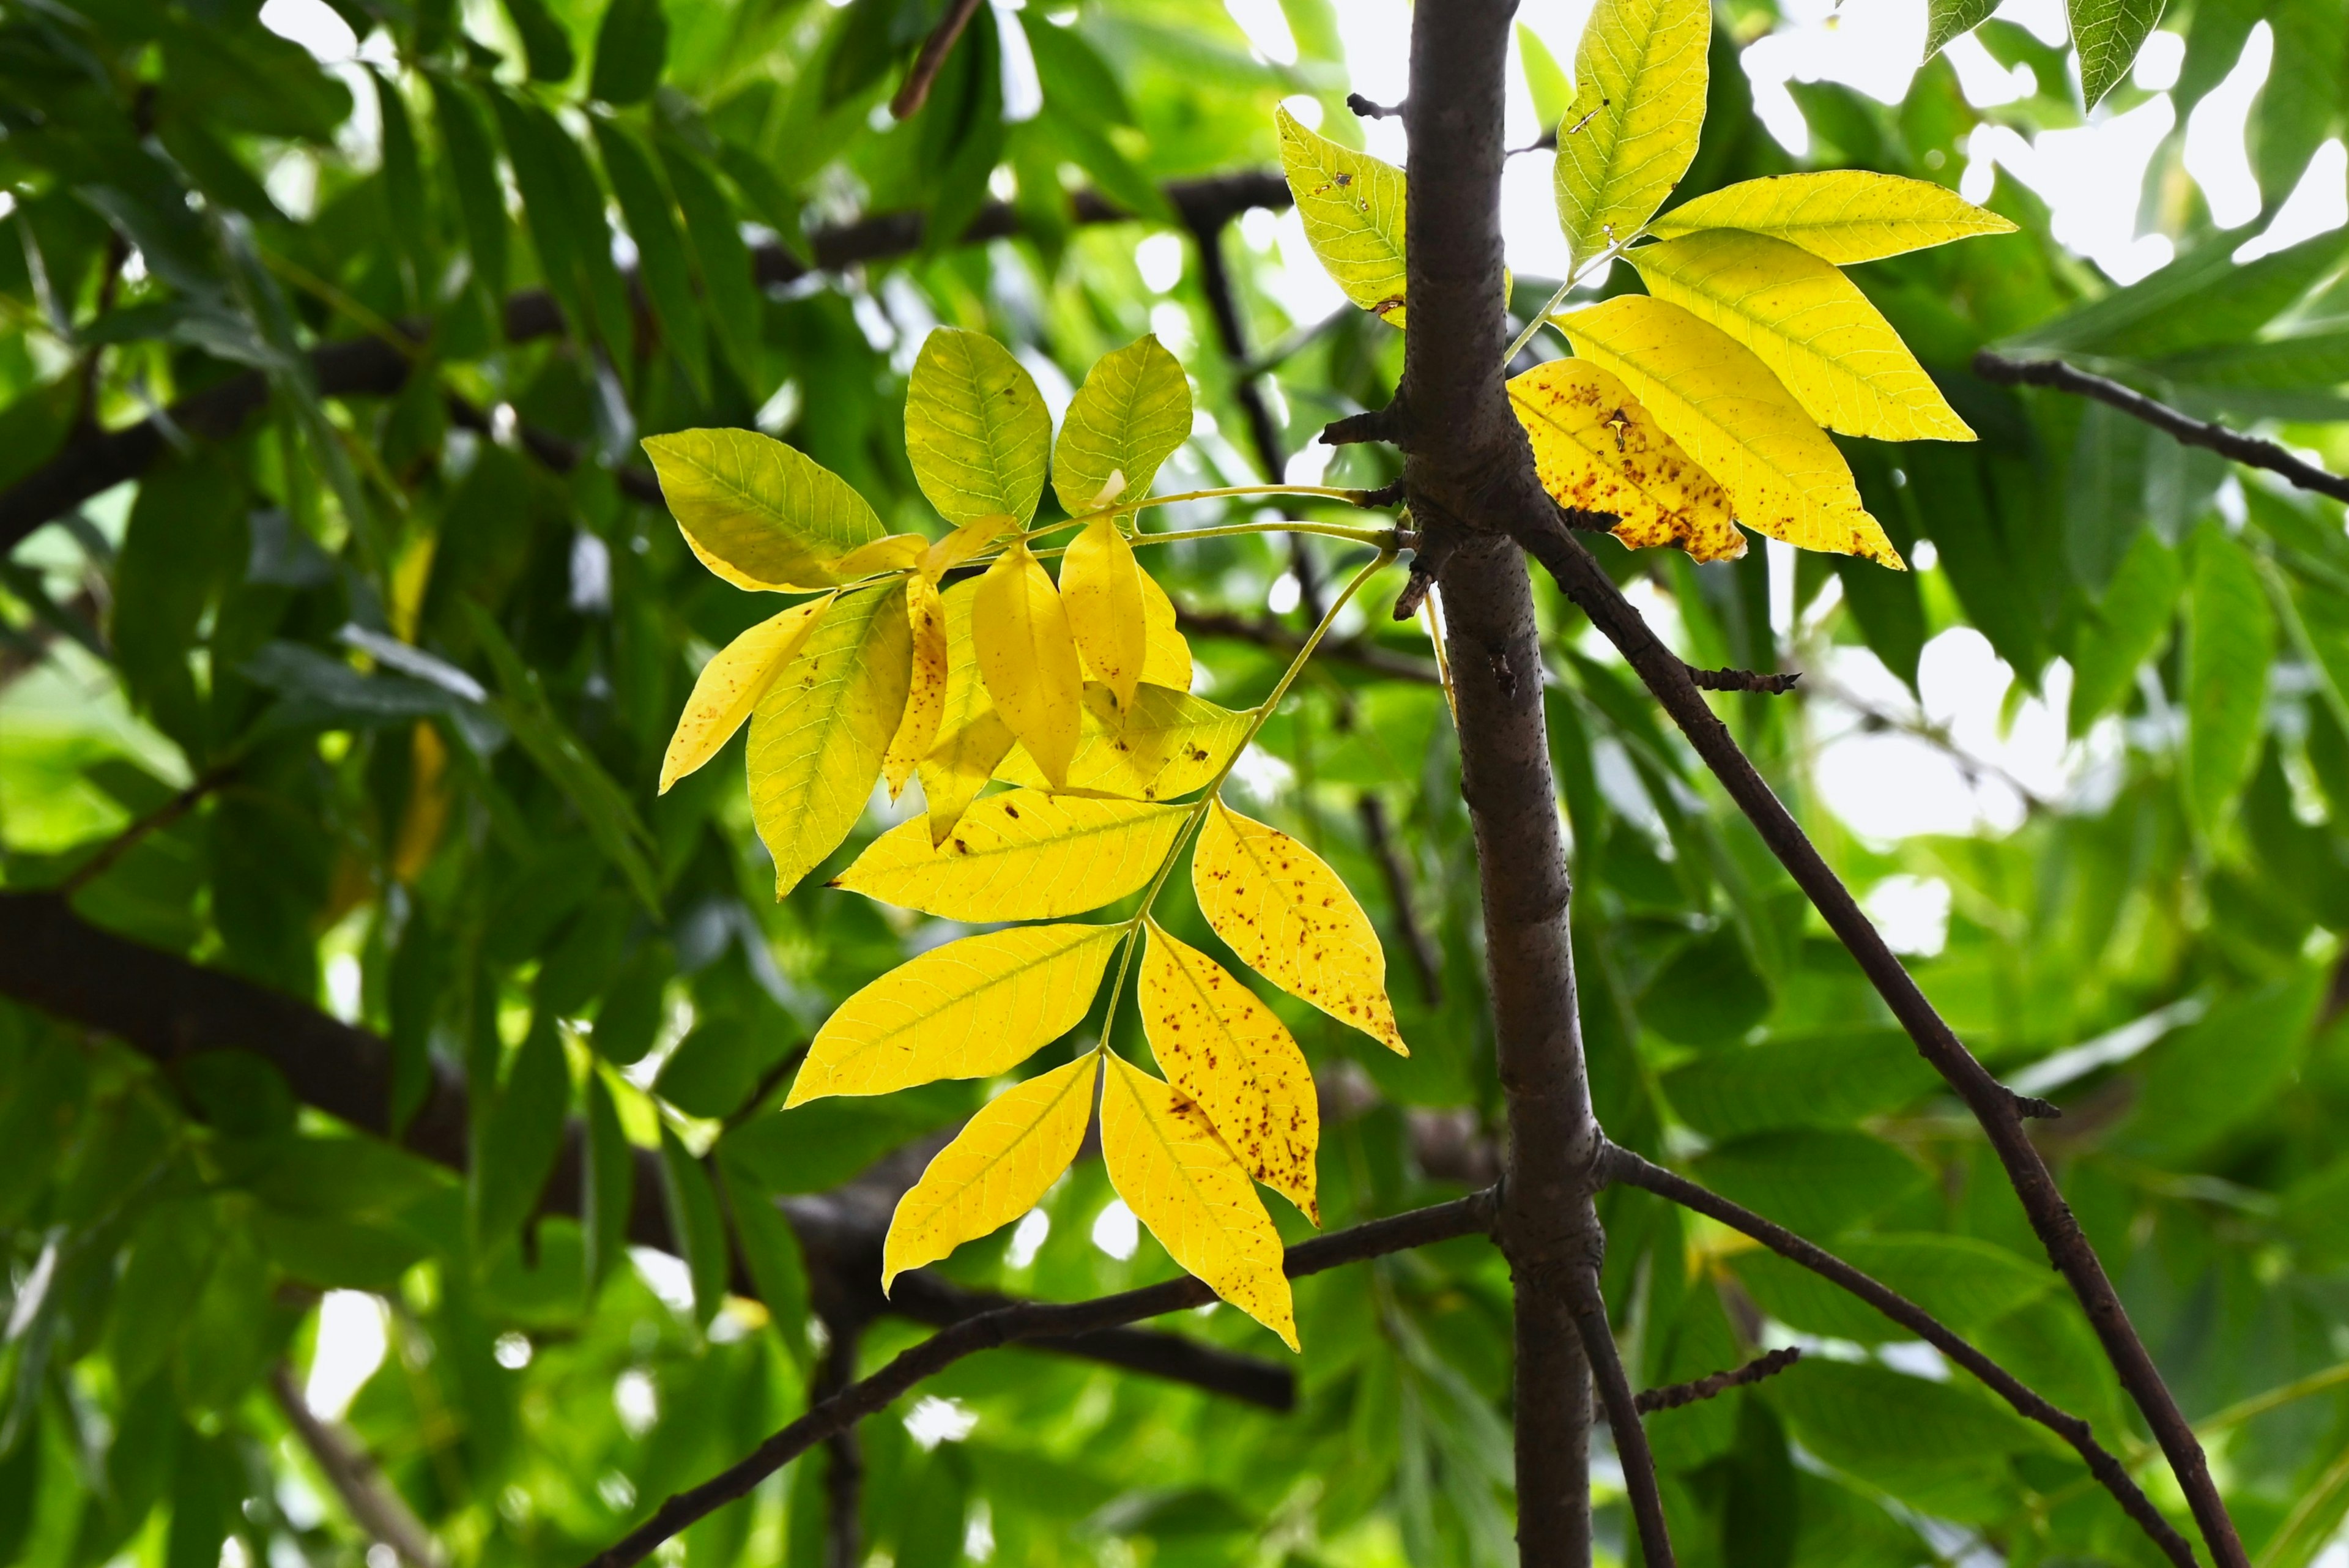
{"left": 1137, "top": 568, "right": 1193, "bottom": 689}
{"left": 1554, "top": 0, "right": 1710, "bottom": 268}
{"left": 882, "top": 576, "right": 948, "bottom": 800}
{"left": 919, "top": 579, "right": 1015, "bottom": 843}
{"left": 1139, "top": 921, "right": 1319, "bottom": 1223}
{"left": 644, "top": 428, "right": 884, "bottom": 591}
{"left": 1507, "top": 360, "right": 1743, "bottom": 563}
{"left": 835, "top": 790, "right": 1186, "bottom": 920}
{"left": 661, "top": 593, "right": 834, "bottom": 793}
{"left": 749, "top": 581, "right": 913, "bottom": 897}
{"left": 1100, "top": 1054, "right": 1297, "bottom": 1348}
{"left": 975, "top": 541, "right": 1085, "bottom": 788}
{"left": 907, "top": 328, "right": 1052, "bottom": 527}
{"left": 1193, "top": 798, "right": 1408, "bottom": 1055}
{"left": 1055, "top": 335, "right": 1193, "bottom": 516}
{"left": 1275, "top": 105, "right": 1408, "bottom": 327}
{"left": 1648, "top": 171, "right": 2018, "bottom": 264}
{"left": 882, "top": 1054, "right": 1100, "bottom": 1292}
{"left": 1556, "top": 294, "right": 1904, "bottom": 567}
{"left": 995, "top": 684, "right": 1248, "bottom": 801}
{"left": 1063, "top": 518, "right": 1149, "bottom": 710}
{"left": 789, "top": 924, "right": 1121, "bottom": 1105}
{"left": 1630, "top": 229, "right": 1975, "bottom": 442}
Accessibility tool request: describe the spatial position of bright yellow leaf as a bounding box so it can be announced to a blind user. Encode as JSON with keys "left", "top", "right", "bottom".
{"left": 834, "top": 790, "right": 1186, "bottom": 920}
{"left": 1100, "top": 1054, "right": 1297, "bottom": 1350}
{"left": 662, "top": 593, "right": 835, "bottom": 793}
{"left": 907, "top": 328, "right": 1052, "bottom": 527}
{"left": 881, "top": 1054, "right": 1100, "bottom": 1291}
{"left": 1139, "top": 921, "right": 1319, "bottom": 1223}
{"left": 882, "top": 576, "right": 947, "bottom": 800}
{"left": 919, "top": 579, "right": 1015, "bottom": 844}
{"left": 1275, "top": 105, "right": 1408, "bottom": 327}
{"left": 1556, "top": 294, "right": 1904, "bottom": 567}
{"left": 789, "top": 924, "right": 1121, "bottom": 1105}
{"left": 1054, "top": 335, "right": 1193, "bottom": 515}
{"left": 749, "top": 581, "right": 914, "bottom": 897}
{"left": 1647, "top": 171, "right": 2018, "bottom": 264}
{"left": 995, "top": 684, "right": 1249, "bottom": 801}
{"left": 1062, "top": 518, "right": 1149, "bottom": 710}
{"left": 1630, "top": 229, "right": 1975, "bottom": 442}
{"left": 974, "top": 541, "right": 1085, "bottom": 788}
{"left": 1138, "top": 568, "right": 1193, "bottom": 689}
{"left": 1192, "top": 798, "right": 1408, "bottom": 1055}
{"left": 643, "top": 428, "right": 883, "bottom": 591}
{"left": 833, "top": 532, "right": 929, "bottom": 579}
{"left": 924, "top": 515, "right": 1015, "bottom": 582}
{"left": 1554, "top": 0, "right": 1710, "bottom": 268}
{"left": 1507, "top": 359, "right": 1744, "bottom": 563}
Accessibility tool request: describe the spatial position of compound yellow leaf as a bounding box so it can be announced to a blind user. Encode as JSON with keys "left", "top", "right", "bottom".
{"left": 907, "top": 328, "right": 1052, "bottom": 527}
{"left": 975, "top": 542, "right": 1085, "bottom": 788}
{"left": 661, "top": 593, "right": 835, "bottom": 793}
{"left": 1275, "top": 105, "right": 1408, "bottom": 327}
{"left": 1054, "top": 335, "right": 1193, "bottom": 516}
{"left": 644, "top": 428, "right": 884, "bottom": 591}
{"left": 882, "top": 576, "right": 948, "bottom": 800}
{"left": 789, "top": 924, "right": 1121, "bottom": 1105}
{"left": 1648, "top": 171, "right": 2018, "bottom": 264}
{"left": 834, "top": 532, "right": 930, "bottom": 579}
{"left": 1140, "top": 921, "right": 1319, "bottom": 1224}
{"left": 1138, "top": 568, "right": 1193, "bottom": 690}
{"left": 835, "top": 790, "right": 1186, "bottom": 920}
{"left": 1554, "top": 0, "right": 1710, "bottom": 269}
{"left": 1507, "top": 359, "right": 1745, "bottom": 563}
{"left": 1630, "top": 229, "right": 1975, "bottom": 443}
{"left": 1557, "top": 294, "right": 1904, "bottom": 567}
{"left": 1193, "top": 798, "right": 1408, "bottom": 1055}
{"left": 882, "top": 1054, "right": 1099, "bottom": 1291}
{"left": 919, "top": 579, "right": 1016, "bottom": 844}
{"left": 1100, "top": 1053, "right": 1297, "bottom": 1350}
{"left": 995, "top": 683, "right": 1248, "bottom": 801}
{"left": 749, "top": 581, "right": 913, "bottom": 898}
{"left": 1063, "top": 518, "right": 1149, "bottom": 711}
{"left": 924, "top": 515, "right": 1015, "bottom": 583}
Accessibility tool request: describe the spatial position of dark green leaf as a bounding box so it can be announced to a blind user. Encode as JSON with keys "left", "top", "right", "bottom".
{"left": 583, "top": 1068, "right": 634, "bottom": 1296}
{"left": 591, "top": 0, "right": 670, "bottom": 103}
{"left": 659, "top": 1126, "right": 730, "bottom": 1326}
{"left": 2068, "top": 526, "right": 2181, "bottom": 734}
{"left": 2183, "top": 523, "right": 2276, "bottom": 833}
{"left": 1664, "top": 1029, "right": 1938, "bottom": 1139}
{"left": 594, "top": 119, "right": 707, "bottom": 393}
{"left": 471, "top": 1014, "right": 571, "bottom": 1249}
{"left": 2124, "top": 970, "right": 2324, "bottom": 1162}
{"left": 505, "top": 0, "right": 579, "bottom": 81}
{"left": 1688, "top": 1130, "right": 1923, "bottom": 1239}
{"left": 431, "top": 75, "right": 510, "bottom": 300}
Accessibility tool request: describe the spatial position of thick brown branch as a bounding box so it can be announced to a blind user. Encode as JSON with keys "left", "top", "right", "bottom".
{"left": 888, "top": 0, "right": 988, "bottom": 119}
{"left": 1975, "top": 349, "right": 2349, "bottom": 505}
{"left": 269, "top": 1363, "right": 446, "bottom": 1568}
{"left": 1601, "top": 1143, "right": 2198, "bottom": 1568}
{"left": 1635, "top": 1347, "right": 1800, "bottom": 1414}
{"left": 1568, "top": 1269, "right": 1674, "bottom": 1568}
{"left": 577, "top": 1191, "right": 1499, "bottom": 1568}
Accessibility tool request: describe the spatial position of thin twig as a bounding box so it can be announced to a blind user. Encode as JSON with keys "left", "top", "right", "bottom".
{"left": 269, "top": 1363, "right": 446, "bottom": 1568}
{"left": 1685, "top": 664, "right": 1800, "bottom": 696}
{"left": 1569, "top": 1268, "right": 1675, "bottom": 1568}
{"left": 1635, "top": 1347, "right": 1802, "bottom": 1413}
{"left": 888, "top": 0, "right": 989, "bottom": 119}
{"left": 1357, "top": 793, "right": 1444, "bottom": 1003}
{"left": 57, "top": 762, "right": 236, "bottom": 896}
{"left": 1174, "top": 606, "right": 1442, "bottom": 685}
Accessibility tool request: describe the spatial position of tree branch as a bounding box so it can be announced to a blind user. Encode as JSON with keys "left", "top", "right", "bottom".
{"left": 813, "top": 1326, "right": 864, "bottom": 1568}
{"left": 888, "top": 0, "right": 989, "bottom": 120}
{"left": 1187, "top": 208, "right": 1287, "bottom": 485}
{"left": 1973, "top": 349, "right": 2349, "bottom": 505}
{"left": 1634, "top": 1347, "right": 1800, "bottom": 1414}
{"left": 1684, "top": 664, "right": 1799, "bottom": 696}
{"left": 577, "top": 1191, "right": 1498, "bottom": 1568}
{"left": 1173, "top": 605, "right": 1442, "bottom": 685}
{"left": 1600, "top": 1142, "right": 2198, "bottom": 1568}
{"left": 268, "top": 1362, "right": 447, "bottom": 1568}
{"left": 1568, "top": 1269, "right": 1674, "bottom": 1568}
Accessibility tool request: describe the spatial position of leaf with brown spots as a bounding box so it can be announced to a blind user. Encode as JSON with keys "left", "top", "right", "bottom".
{"left": 881, "top": 574, "right": 948, "bottom": 801}
{"left": 919, "top": 578, "right": 1017, "bottom": 842}
{"left": 834, "top": 789, "right": 1186, "bottom": 920}
{"left": 1508, "top": 359, "right": 1745, "bottom": 563}
{"left": 993, "top": 683, "right": 1248, "bottom": 801}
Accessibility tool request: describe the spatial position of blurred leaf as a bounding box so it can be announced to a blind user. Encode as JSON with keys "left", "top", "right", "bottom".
{"left": 471, "top": 1014, "right": 572, "bottom": 1250}
{"left": 592, "top": 0, "right": 670, "bottom": 104}
{"left": 582, "top": 1068, "right": 634, "bottom": 1296}
{"left": 1664, "top": 1028, "right": 1937, "bottom": 1137}
{"left": 2183, "top": 524, "right": 2276, "bottom": 834}
{"left": 2124, "top": 970, "right": 2324, "bottom": 1162}
{"left": 658, "top": 1126, "right": 730, "bottom": 1326}
{"left": 2068, "top": 526, "right": 2181, "bottom": 734}
{"left": 1689, "top": 1129, "right": 1923, "bottom": 1239}
{"left": 596, "top": 119, "right": 707, "bottom": 393}
{"left": 1731, "top": 1233, "right": 2052, "bottom": 1343}
{"left": 505, "top": 0, "right": 579, "bottom": 81}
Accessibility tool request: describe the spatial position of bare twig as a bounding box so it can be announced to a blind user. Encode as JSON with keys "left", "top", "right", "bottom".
{"left": 1570, "top": 1269, "right": 1675, "bottom": 1568}
{"left": 889, "top": 0, "right": 989, "bottom": 119}
{"left": 1357, "top": 792, "right": 1444, "bottom": 1003}
{"left": 1685, "top": 664, "right": 1800, "bottom": 696}
{"left": 1174, "top": 606, "right": 1442, "bottom": 685}
{"left": 1635, "top": 1347, "right": 1802, "bottom": 1413}
{"left": 57, "top": 762, "right": 236, "bottom": 896}
{"left": 269, "top": 1363, "right": 445, "bottom": 1568}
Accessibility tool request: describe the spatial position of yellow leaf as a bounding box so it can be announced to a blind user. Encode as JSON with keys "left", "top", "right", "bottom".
{"left": 789, "top": 924, "right": 1122, "bottom": 1105}
{"left": 1063, "top": 518, "right": 1149, "bottom": 710}
{"left": 883, "top": 576, "right": 948, "bottom": 800}
{"left": 974, "top": 541, "right": 1085, "bottom": 788}
{"left": 1275, "top": 105, "right": 1408, "bottom": 327}
{"left": 919, "top": 579, "right": 1015, "bottom": 844}
{"left": 1139, "top": 921, "right": 1319, "bottom": 1223}
{"left": 1630, "top": 229, "right": 1975, "bottom": 443}
{"left": 1192, "top": 798, "right": 1408, "bottom": 1055}
{"left": 1647, "top": 171, "right": 2019, "bottom": 264}
{"left": 662, "top": 593, "right": 835, "bottom": 793}
{"left": 643, "top": 428, "right": 883, "bottom": 591}
{"left": 907, "top": 328, "right": 1052, "bottom": 527}
{"left": 995, "top": 683, "right": 1249, "bottom": 801}
{"left": 1507, "top": 359, "right": 1745, "bottom": 563}
{"left": 749, "top": 581, "right": 914, "bottom": 897}
{"left": 834, "top": 532, "right": 930, "bottom": 579}
{"left": 1100, "top": 1053, "right": 1297, "bottom": 1350}
{"left": 1138, "top": 568, "right": 1193, "bottom": 689}
{"left": 924, "top": 515, "right": 1015, "bottom": 582}
{"left": 1553, "top": 0, "right": 1710, "bottom": 268}
{"left": 882, "top": 1054, "right": 1099, "bottom": 1292}
{"left": 1054, "top": 335, "right": 1193, "bottom": 515}
{"left": 835, "top": 789, "right": 1186, "bottom": 920}
{"left": 1557, "top": 294, "right": 1904, "bottom": 567}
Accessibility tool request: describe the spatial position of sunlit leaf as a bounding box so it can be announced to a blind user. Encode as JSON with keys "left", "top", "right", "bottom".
{"left": 834, "top": 790, "right": 1186, "bottom": 919}
{"left": 1553, "top": 0, "right": 1710, "bottom": 268}
{"left": 1054, "top": 334, "right": 1192, "bottom": 516}
{"left": 1138, "top": 567, "right": 1194, "bottom": 689}
{"left": 2069, "top": 0, "right": 2164, "bottom": 108}
{"left": 883, "top": 576, "right": 947, "bottom": 800}
{"left": 920, "top": 579, "right": 1017, "bottom": 844}
{"left": 1648, "top": 171, "right": 2017, "bottom": 264}
{"left": 1275, "top": 105, "right": 1408, "bottom": 325}
{"left": 995, "top": 683, "right": 1249, "bottom": 801}
{"left": 975, "top": 541, "right": 1086, "bottom": 787}
{"left": 907, "top": 327, "right": 1052, "bottom": 527}
{"left": 1507, "top": 358, "right": 1744, "bottom": 562}
{"left": 1062, "top": 518, "right": 1149, "bottom": 710}
{"left": 645, "top": 428, "right": 886, "bottom": 591}
{"left": 1518, "top": 23, "right": 1575, "bottom": 135}
{"left": 662, "top": 594, "right": 833, "bottom": 793}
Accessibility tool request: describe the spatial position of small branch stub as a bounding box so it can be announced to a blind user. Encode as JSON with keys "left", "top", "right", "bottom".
{"left": 1685, "top": 664, "right": 1801, "bottom": 696}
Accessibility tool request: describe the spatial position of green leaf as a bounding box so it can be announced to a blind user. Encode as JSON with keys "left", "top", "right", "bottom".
{"left": 658, "top": 1126, "right": 731, "bottom": 1326}
{"left": 1925, "top": 0, "right": 1999, "bottom": 57}
{"left": 1554, "top": 0, "right": 1712, "bottom": 267}
{"left": 2252, "top": 0, "right": 2343, "bottom": 198}
{"left": 593, "top": 942, "right": 673, "bottom": 1066}
{"left": 718, "top": 1155, "right": 811, "bottom": 1364}
{"left": 491, "top": 94, "right": 633, "bottom": 359}
{"left": 1768, "top": 1361, "right": 2046, "bottom": 1514}
{"left": 1275, "top": 104, "right": 1409, "bottom": 324}
{"left": 654, "top": 1016, "right": 765, "bottom": 1119}
{"left": 504, "top": 0, "right": 578, "bottom": 82}
{"left": 582, "top": 1069, "right": 634, "bottom": 1298}
{"left": 2016, "top": 227, "right": 2349, "bottom": 362}
{"left": 594, "top": 119, "right": 707, "bottom": 393}
{"left": 2183, "top": 524, "right": 2276, "bottom": 834}
{"left": 2125, "top": 972, "right": 2324, "bottom": 1162}
{"left": 1688, "top": 1129, "right": 1923, "bottom": 1239}
{"left": 590, "top": 0, "right": 669, "bottom": 104}
{"left": 907, "top": 328, "right": 1053, "bottom": 527}
{"left": 472, "top": 1015, "right": 572, "bottom": 1250}
{"left": 643, "top": 428, "right": 885, "bottom": 590}
{"left": 2068, "top": 527, "right": 2181, "bottom": 735}
{"left": 432, "top": 75, "right": 510, "bottom": 300}
{"left": 1517, "top": 23, "right": 1573, "bottom": 133}
{"left": 371, "top": 70, "right": 428, "bottom": 294}
{"left": 1052, "top": 335, "right": 1192, "bottom": 516}
{"left": 1731, "top": 1233, "right": 2053, "bottom": 1343}
{"left": 112, "top": 450, "right": 244, "bottom": 752}
{"left": 1664, "top": 1029, "right": 1938, "bottom": 1139}
{"left": 2068, "top": 0, "right": 2165, "bottom": 107}
{"left": 1639, "top": 926, "right": 1771, "bottom": 1047}
{"left": 658, "top": 140, "right": 764, "bottom": 391}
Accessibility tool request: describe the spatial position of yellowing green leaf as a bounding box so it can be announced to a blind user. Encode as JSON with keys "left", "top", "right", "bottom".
{"left": 1140, "top": 921, "right": 1319, "bottom": 1223}
{"left": 995, "top": 683, "right": 1249, "bottom": 801}
{"left": 881, "top": 1054, "right": 1099, "bottom": 1291}
{"left": 1275, "top": 105, "right": 1408, "bottom": 326}
{"left": 1063, "top": 518, "right": 1149, "bottom": 710}
{"left": 1647, "top": 171, "right": 2018, "bottom": 264}
{"left": 1054, "top": 335, "right": 1193, "bottom": 515}
{"left": 1192, "top": 798, "right": 1408, "bottom": 1055}
{"left": 1100, "top": 1053, "right": 1297, "bottom": 1350}
{"left": 919, "top": 579, "right": 1015, "bottom": 844}
{"left": 924, "top": 514, "right": 1015, "bottom": 582}
{"left": 907, "top": 328, "right": 1052, "bottom": 526}
{"left": 1507, "top": 359, "right": 1743, "bottom": 563}
{"left": 1630, "top": 229, "right": 1975, "bottom": 442}
{"left": 661, "top": 593, "right": 833, "bottom": 793}
{"left": 1554, "top": 0, "right": 1710, "bottom": 267}
{"left": 975, "top": 541, "right": 1086, "bottom": 788}
{"left": 644, "top": 428, "right": 884, "bottom": 590}
{"left": 1138, "top": 567, "right": 1193, "bottom": 689}
{"left": 834, "top": 790, "right": 1186, "bottom": 920}
{"left": 749, "top": 581, "right": 914, "bottom": 897}
{"left": 883, "top": 575, "right": 948, "bottom": 800}
{"left": 1557, "top": 294, "right": 1904, "bottom": 567}
{"left": 788, "top": 924, "right": 1122, "bottom": 1105}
